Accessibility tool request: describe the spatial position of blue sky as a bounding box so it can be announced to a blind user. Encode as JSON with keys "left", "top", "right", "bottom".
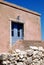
{"left": 4, "top": 0, "right": 44, "bottom": 40}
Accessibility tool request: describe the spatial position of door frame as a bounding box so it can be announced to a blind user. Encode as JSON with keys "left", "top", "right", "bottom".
{"left": 10, "top": 18, "right": 24, "bottom": 46}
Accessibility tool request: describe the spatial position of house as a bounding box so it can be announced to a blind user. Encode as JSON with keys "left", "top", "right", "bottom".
{"left": 0, "top": 0, "right": 43, "bottom": 53}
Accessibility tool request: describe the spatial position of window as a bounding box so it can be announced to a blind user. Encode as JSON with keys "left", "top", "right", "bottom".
{"left": 17, "top": 28, "right": 20, "bottom": 37}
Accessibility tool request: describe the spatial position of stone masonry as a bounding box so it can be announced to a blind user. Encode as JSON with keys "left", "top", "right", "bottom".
{"left": 0, "top": 46, "right": 44, "bottom": 65}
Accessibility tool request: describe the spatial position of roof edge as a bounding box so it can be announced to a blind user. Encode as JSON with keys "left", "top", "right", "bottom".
{"left": 0, "top": 1, "right": 41, "bottom": 16}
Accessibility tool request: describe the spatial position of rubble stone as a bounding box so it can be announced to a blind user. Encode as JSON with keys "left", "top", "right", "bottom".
{"left": 0, "top": 46, "right": 44, "bottom": 65}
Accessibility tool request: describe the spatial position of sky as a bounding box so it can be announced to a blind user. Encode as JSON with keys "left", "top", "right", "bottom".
{"left": 4, "top": 0, "right": 44, "bottom": 40}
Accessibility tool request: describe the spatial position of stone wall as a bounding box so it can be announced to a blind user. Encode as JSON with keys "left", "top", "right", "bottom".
{"left": 13, "top": 40, "right": 44, "bottom": 50}
{"left": 0, "top": 46, "right": 44, "bottom": 65}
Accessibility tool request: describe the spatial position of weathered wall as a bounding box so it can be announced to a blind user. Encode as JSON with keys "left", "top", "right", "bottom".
{"left": 13, "top": 40, "right": 44, "bottom": 50}
{"left": 0, "top": 1, "right": 41, "bottom": 52}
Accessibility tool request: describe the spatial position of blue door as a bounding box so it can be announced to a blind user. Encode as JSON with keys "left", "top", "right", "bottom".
{"left": 11, "top": 22, "right": 24, "bottom": 44}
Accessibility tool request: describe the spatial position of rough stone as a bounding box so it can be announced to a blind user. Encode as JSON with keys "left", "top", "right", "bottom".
{"left": 26, "top": 49, "right": 33, "bottom": 56}
{"left": 0, "top": 46, "right": 44, "bottom": 65}
{"left": 29, "top": 46, "right": 38, "bottom": 50}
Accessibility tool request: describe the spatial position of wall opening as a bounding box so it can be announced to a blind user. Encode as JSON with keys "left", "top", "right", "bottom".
{"left": 11, "top": 21, "right": 24, "bottom": 44}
